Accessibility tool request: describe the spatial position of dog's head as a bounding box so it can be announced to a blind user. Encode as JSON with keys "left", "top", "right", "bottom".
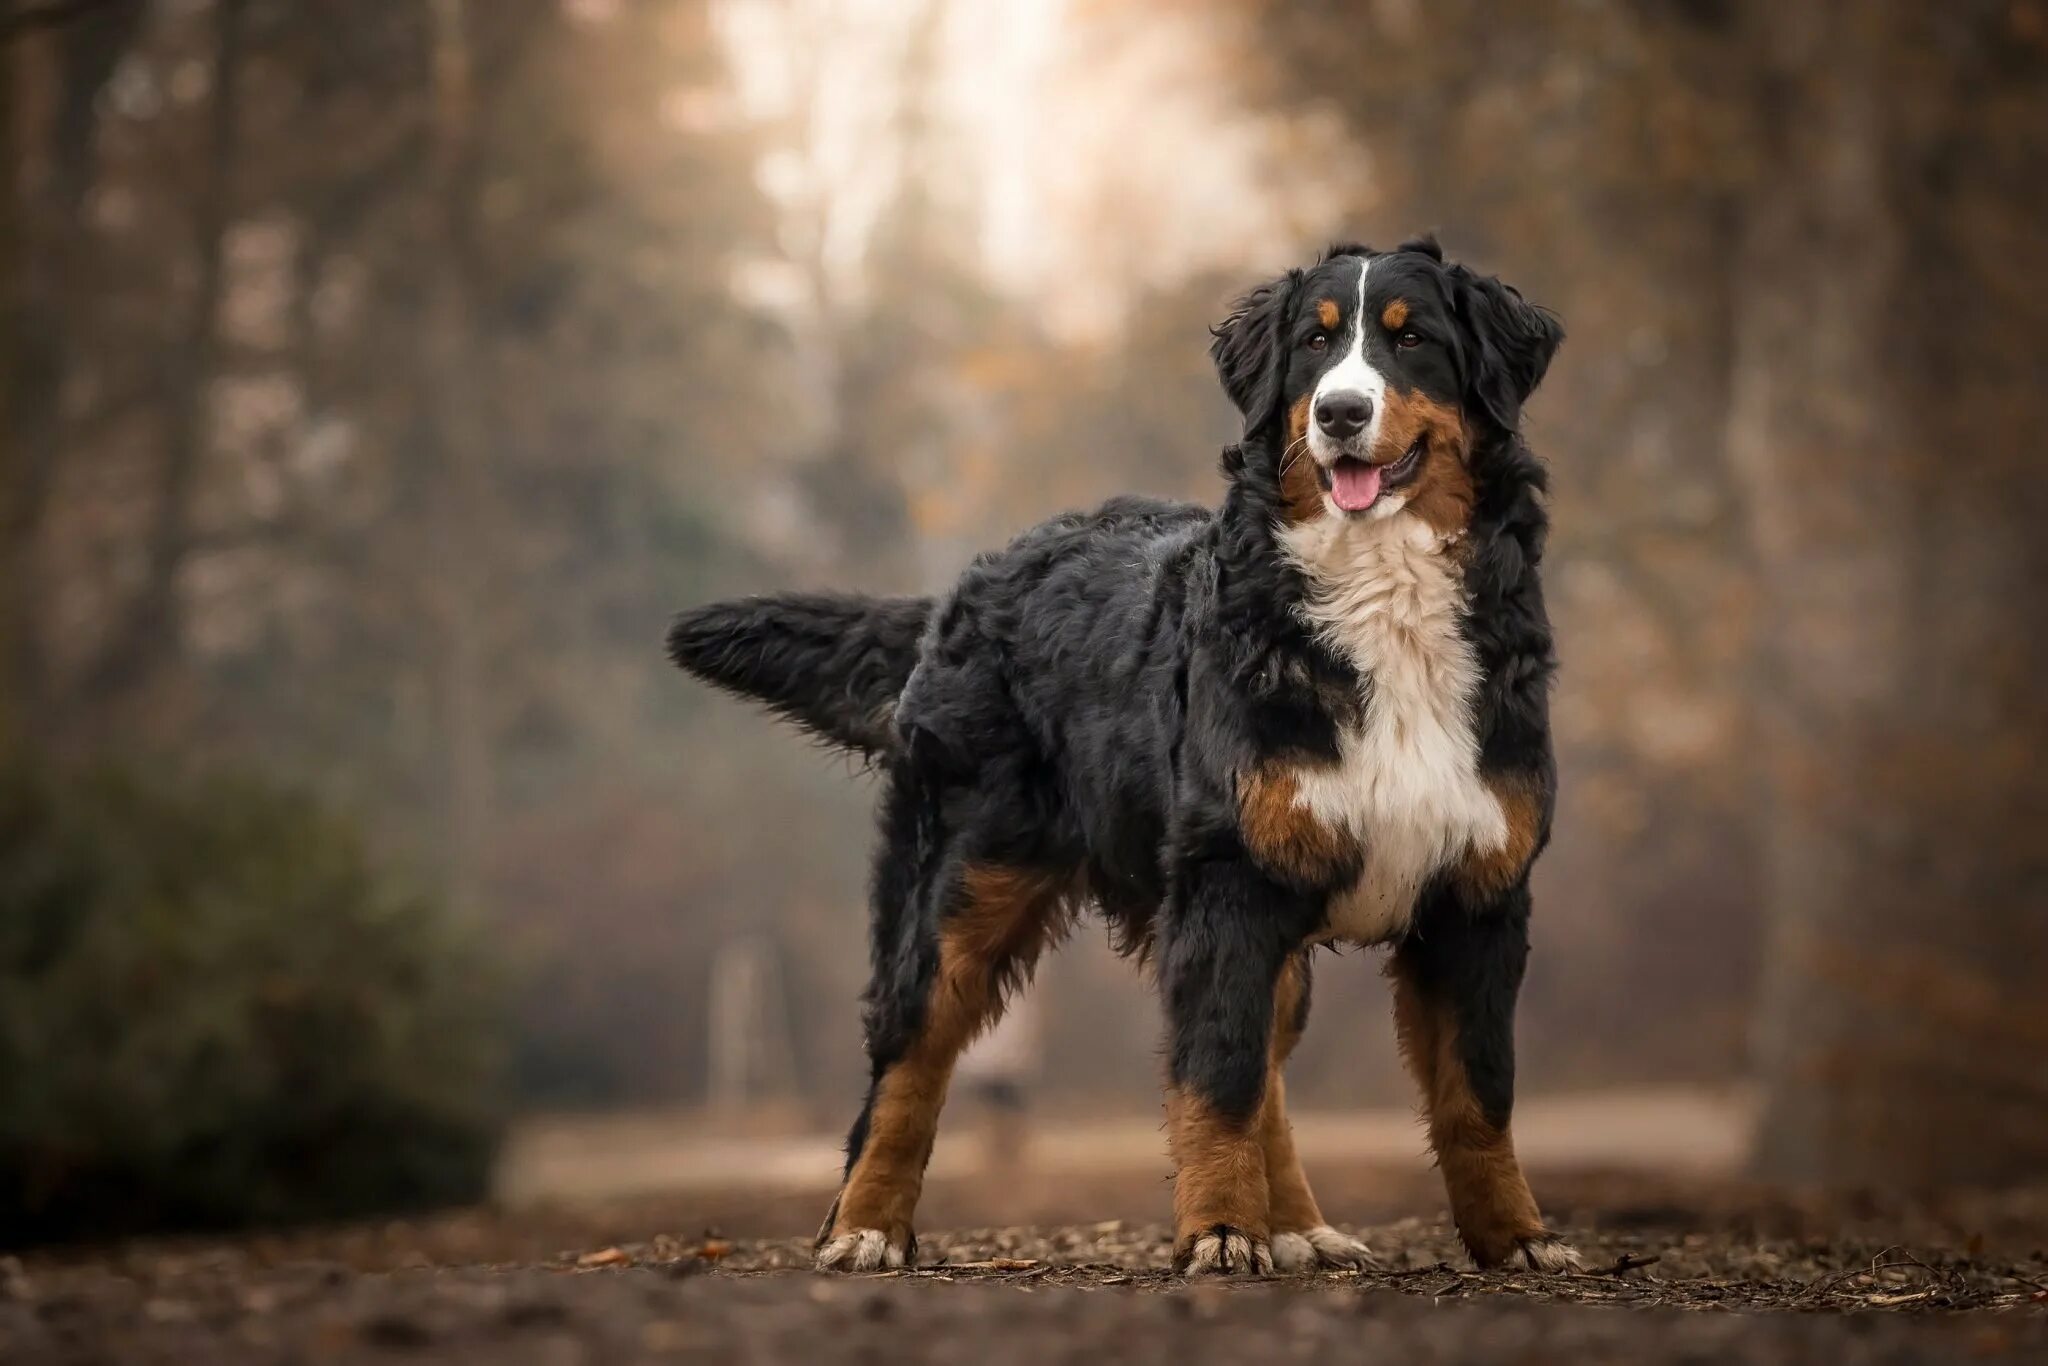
{"left": 1211, "top": 237, "right": 1562, "bottom": 531}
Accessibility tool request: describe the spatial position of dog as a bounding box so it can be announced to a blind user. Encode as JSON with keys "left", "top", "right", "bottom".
{"left": 667, "top": 237, "right": 1576, "bottom": 1277}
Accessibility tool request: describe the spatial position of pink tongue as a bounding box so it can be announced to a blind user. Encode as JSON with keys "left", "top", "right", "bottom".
{"left": 1330, "top": 459, "right": 1382, "bottom": 512}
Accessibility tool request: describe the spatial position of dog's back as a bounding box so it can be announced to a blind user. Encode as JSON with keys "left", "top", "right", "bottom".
{"left": 896, "top": 495, "right": 1212, "bottom": 902}
{"left": 672, "top": 494, "right": 1213, "bottom": 913}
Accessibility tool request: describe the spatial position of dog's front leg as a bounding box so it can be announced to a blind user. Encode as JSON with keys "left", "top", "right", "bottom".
{"left": 1388, "top": 884, "right": 1580, "bottom": 1272}
{"left": 1159, "top": 858, "right": 1308, "bottom": 1276}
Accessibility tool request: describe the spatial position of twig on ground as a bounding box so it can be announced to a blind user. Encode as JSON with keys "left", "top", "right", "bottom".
{"left": 1797, "top": 1246, "right": 1971, "bottom": 1304}
{"left": 1876, "top": 1249, "right": 1969, "bottom": 1296}
{"left": 1798, "top": 1246, "right": 1902, "bottom": 1301}
{"left": 1379, "top": 1261, "right": 1456, "bottom": 1280}
{"left": 1585, "top": 1252, "right": 1663, "bottom": 1278}
{"left": 1867, "top": 1289, "right": 1935, "bottom": 1307}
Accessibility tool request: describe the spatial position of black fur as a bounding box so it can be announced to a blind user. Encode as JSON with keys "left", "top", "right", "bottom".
{"left": 1210, "top": 269, "right": 1301, "bottom": 438}
{"left": 666, "top": 593, "right": 931, "bottom": 758}
{"left": 668, "top": 239, "right": 1563, "bottom": 1263}
{"left": 1451, "top": 265, "right": 1564, "bottom": 436}
{"left": 1395, "top": 885, "right": 1533, "bottom": 1129}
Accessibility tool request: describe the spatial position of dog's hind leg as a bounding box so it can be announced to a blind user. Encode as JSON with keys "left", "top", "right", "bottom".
{"left": 1387, "top": 886, "right": 1580, "bottom": 1272}
{"left": 1262, "top": 953, "right": 1376, "bottom": 1272}
{"left": 815, "top": 803, "right": 1068, "bottom": 1272}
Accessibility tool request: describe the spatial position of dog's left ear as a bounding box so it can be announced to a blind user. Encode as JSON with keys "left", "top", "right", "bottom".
{"left": 1210, "top": 269, "right": 1300, "bottom": 438}
{"left": 1450, "top": 265, "right": 1563, "bottom": 434}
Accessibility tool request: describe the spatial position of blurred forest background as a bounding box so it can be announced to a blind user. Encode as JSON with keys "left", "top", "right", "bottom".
{"left": 4, "top": 0, "right": 2046, "bottom": 1242}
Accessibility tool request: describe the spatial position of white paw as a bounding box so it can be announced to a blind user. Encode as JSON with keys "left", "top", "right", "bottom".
{"left": 1181, "top": 1230, "right": 1274, "bottom": 1277}
{"left": 1272, "top": 1225, "right": 1377, "bottom": 1272}
{"left": 1269, "top": 1231, "right": 1316, "bottom": 1271}
{"left": 814, "top": 1227, "right": 908, "bottom": 1272}
{"left": 1515, "top": 1235, "right": 1583, "bottom": 1274}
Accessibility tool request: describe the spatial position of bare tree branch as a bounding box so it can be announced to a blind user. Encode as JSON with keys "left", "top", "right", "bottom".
{"left": 2, "top": 0, "right": 123, "bottom": 43}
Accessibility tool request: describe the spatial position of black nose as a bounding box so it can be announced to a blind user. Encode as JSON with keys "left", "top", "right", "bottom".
{"left": 1314, "top": 391, "right": 1372, "bottom": 439}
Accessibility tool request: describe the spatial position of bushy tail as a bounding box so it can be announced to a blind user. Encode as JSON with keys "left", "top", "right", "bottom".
{"left": 665, "top": 593, "right": 931, "bottom": 758}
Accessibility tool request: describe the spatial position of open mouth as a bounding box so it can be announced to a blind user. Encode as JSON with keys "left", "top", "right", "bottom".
{"left": 1321, "top": 438, "right": 1426, "bottom": 514}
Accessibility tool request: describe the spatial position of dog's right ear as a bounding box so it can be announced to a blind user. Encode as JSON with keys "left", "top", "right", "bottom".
{"left": 1209, "top": 269, "right": 1300, "bottom": 438}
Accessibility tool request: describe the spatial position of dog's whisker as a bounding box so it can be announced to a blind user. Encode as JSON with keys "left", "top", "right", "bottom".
{"left": 1279, "top": 435, "right": 1312, "bottom": 481}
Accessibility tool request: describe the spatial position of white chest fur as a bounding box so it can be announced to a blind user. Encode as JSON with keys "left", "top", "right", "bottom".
{"left": 1277, "top": 510, "right": 1508, "bottom": 944}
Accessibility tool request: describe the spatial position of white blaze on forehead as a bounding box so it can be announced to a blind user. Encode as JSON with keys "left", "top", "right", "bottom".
{"left": 1309, "top": 255, "right": 1388, "bottom": 463}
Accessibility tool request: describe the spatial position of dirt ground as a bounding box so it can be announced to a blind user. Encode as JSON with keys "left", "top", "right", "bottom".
{"left": 7, "top": 1165, "right": 2048, "bottom": 1364}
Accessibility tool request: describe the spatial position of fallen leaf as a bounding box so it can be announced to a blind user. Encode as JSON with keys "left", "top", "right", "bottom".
{"left": 576, "top": 1247, "right": 631, "bottom": 1269}
{"left": 696, "top": 1239, "right": 733, "bottom": 1261}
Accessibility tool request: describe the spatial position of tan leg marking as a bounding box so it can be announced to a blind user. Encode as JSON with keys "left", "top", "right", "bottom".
{"left": 1263, "top": 957, "right": 1376, "bottom": 1272}
{"left": 1387, "top": 947, "right": 1578, "bottom": 1272}
{"left": 1167, "top": 1084, "right": 1274, "bottom": 1274}
{"left": 1171, "top": 962, "right": 1277, "bottom": 1269}
{"left": 1261, "top": 957, "right": 1321, "bottom": 1234}
{"left": 819, "top": 866, "right": 1070, "bottom": 1269}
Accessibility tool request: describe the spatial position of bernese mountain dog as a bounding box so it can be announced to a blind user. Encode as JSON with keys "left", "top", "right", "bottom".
{"left": 667, "top": 237, "right": 1575, "bottom": 1277}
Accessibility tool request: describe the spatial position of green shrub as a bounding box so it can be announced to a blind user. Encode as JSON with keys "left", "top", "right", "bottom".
{"left": 0, "top": 762, "right": 504, "bottom": 1246}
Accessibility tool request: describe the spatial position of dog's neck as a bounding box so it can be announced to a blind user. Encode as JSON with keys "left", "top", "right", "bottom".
{"left": 1208, "top": 425, "right": 1541, "bottom": 654}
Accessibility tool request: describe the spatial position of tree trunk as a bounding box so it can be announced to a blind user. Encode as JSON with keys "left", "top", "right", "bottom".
{"left": 1, "top": 30, "right": 16, "bottom": 743}
{"left": 86, "top": 0, "right": 244, "bottom": 703}
{"left": 426, "top": 0, "right": 491, "bottom": 914}
{"left": 1739, "top": 2, "right": 2048, "bottom": 1187}
{"left": 4, "top": 0, "right": 144, "bottom": 724}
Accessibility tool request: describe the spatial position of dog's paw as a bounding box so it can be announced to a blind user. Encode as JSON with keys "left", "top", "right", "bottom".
{"left": 814, "top": 1227, "right": 910, "bottom": 1273}
{"left": 1512, "top": 1234, "right": 1583, "bottom": 1274}
{"left": 1271, "top": 1225, "right": 1378, "bottom": 1272}
{"left": 1178, "top": 1226, "right": 1275, "bottom": 1277}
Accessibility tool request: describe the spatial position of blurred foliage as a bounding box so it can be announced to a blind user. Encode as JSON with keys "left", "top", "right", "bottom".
{"left": 0, "top": 760, "right": 503, "bottom": 1245}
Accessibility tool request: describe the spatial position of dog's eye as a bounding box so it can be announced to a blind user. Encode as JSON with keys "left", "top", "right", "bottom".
{"left": 1396, "top": 332, "right": 1423, "bottom": 350}
{"left": 1307, "top": 334, "right": 1329, "bottom": 352}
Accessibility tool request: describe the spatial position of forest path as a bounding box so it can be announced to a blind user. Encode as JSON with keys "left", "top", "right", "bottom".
{"left": 498, "top": 1085, "right": 1752, "bottom": 1205}
{"left": 11, "top": 1197, "right": 2048, "bottom": 1365}
{"left": 13, "top": 1090, "right": 2048, "bottom": 1363}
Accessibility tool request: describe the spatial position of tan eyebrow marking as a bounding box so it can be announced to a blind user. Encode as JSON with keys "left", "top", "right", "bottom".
{"left": 1315, "top": 298, "right": 1340, "bottom": 329}
{"left": 1381, "top": 298, "right": 1410, "bottom": 329}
